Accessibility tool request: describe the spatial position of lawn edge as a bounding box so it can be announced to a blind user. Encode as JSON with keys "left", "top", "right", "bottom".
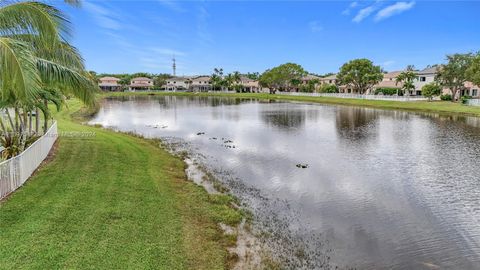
{"left": 103, "top": 91, "right": 480, "bottom": 118}
{"left": 71, "top": 98, "right": 268, "bottom": 269}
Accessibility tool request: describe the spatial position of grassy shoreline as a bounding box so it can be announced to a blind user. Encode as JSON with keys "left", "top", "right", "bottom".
{"left": 0, "top": 99, "right": 243, "bottom": 269}
{"left": 105, "top": 91, "right": 480, "bottom": 117}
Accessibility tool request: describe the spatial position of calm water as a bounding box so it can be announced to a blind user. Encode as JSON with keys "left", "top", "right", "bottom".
{"left": 90, "top": 96, "right": 480, "bottom": 269}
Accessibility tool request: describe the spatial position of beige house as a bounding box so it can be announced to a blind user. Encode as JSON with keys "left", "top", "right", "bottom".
{"left": 99, "top": 76, "right": 122, "bottom": 91}
{"left": 165, "top": 77, "right": 191, "bottom": 91}
{"left": 462, "top": 82, "right": 480, "bottom": 98}
{"left": 129, "top": 77, "right": 153, "bottom": 91}
{"left": 191, "top": 76, "right": 212, "bottom": 91}
{"left": 373, "top": 71, "right": 403, "bottom": 94}
{"left": 319, "top": 74, "right": 338, "bottom": 85}
{"left": 239, "top": 76, "right": 260, "bottom": 92}
{"left": 319, "top": 74, "right": 356, "bottom": 93}
{"left": 299, "top": 74, "right": 322, "bottom": 91}
{"left": 164, "top": 76, "right": 212, "bottom": 91}
{"left": 414, "top": 67, "right": 437, "bottom": 96}
{"left": 442, "top": 81, "right": 480, "bottom": 99}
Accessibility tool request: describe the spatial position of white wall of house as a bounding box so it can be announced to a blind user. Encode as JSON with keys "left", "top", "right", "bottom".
{"left": 191, "top": 76, "right": 212, "bottom": 91}
{"left": 131, "top": 79, "right": 153, "bottom": 86}
{"left": 413, "top": 73, "right": 436, "bottom": 95}
{"left": 166, "top": 78, "right": 188, "bottom": 90}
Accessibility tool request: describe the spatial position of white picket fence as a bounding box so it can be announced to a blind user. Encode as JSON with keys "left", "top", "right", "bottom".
{"left": 277, "top": 92, "right": 433, "bottom": 101}
{"left": 465, "top": 99, "right": 480, "bottom": 106}
{"left": 0, "top": 121, "right": 58, "bottom": 200}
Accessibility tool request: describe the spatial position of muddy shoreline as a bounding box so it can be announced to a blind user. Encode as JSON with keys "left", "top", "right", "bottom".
{"left": 162, "top": 137, "right": 342, "bottom": 270}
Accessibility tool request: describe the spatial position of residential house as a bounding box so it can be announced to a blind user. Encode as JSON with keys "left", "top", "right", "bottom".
{"left": 239, "top": 76, "right": 260, "bottom": 92}
{"left": 373, "top": 71, "right": 403, "bottom": 94}
{"left": 190, "top": 76, "right": 212, "bottom": 91}
{"left": 319, "top": 74, "right": 338, "bottom": 86}
{"left": 99, "top": 77, "right": 122, "bottom": 91}
{"left": 319, "top": 74, "right": 356, "bottom": 93}
{"left": 165, "top": 77, "right": 191, "bottom": 91}
{"left": 413, "top": 67, "right": 437, "bottom": 96}
{"left": 129, "top": 77, "right": 153, "bottom": 91}
{"left": 441, "top": 81, "right": 480, "bottom": 99}
{"left": 462, "top": 82, "right": 480, "bottom": 98}
{"left": 299, "top": 74, "right": 322, "bottom": 92}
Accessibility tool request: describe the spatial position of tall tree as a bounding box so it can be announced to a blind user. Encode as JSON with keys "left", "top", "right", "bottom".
{"left": 466, "top": 53, "right": 480, "bottom": 87}
{"left": 337, "top": 59, "right": 383, "bottom": 94}
{"left": 153, "top": 73, "right": 170, "bottom": 88}
{"left": 258, "top": 69, "right": 279, "bottom": 94}
{"left": 211, "top": 68, "right": 223, "bottom": 91}
{"left": 396, "top": 65, "right": 417, "bottom": 96}
{"left": 259, "top": 63, "right": 307, "bottom": 93}
{"left": 244, "top": 72, "right": 259, "bottom": 80}
{"left": 232, "top": 71, "right": 241, "bottom": 85}
{"left": 436, "top": 53, "right": 474, "bottom": 102}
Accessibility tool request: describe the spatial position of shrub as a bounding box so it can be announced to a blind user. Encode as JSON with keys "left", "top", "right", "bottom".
{"left": 299, "top": 85, "right": 314, "bottom": 93}
{"left": 421, "top": 83, "right": 442, "bottom": 101}
{"left": 440, "top": 94, "right": 452, "bottom": 101}
{"left": 319, "top": 84, "right": 338, "bottom": 93}
{"left": 374, "top": 87, "right": 398, "bottom": 95}
{"left": 461, "top": 95, "right": 472, "bottom": 104}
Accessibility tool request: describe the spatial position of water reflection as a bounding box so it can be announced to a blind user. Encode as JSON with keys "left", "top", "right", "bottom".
{"left": 91, "top": 96, "right": 480, "bottom": 269}
{"left": 335, "top": 107, "right": 378, "bottom": 140}
{"left": 261, "top": 109, "right": 307, "bottom": 130}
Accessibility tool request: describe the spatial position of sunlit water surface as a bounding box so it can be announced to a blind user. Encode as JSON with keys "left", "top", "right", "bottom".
{"left": 90, "top": 96, "right": 480, "bottom": 269}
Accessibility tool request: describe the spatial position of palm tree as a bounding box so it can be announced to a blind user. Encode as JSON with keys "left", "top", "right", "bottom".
{"left": 232, "top": 71, "right": 242, "bottom": 91}
{"left": 0, "top": 1, "right": 97, "bottom": 158}
{"left": 211, "top": 68, "right": 223, "bottom": 91}
{"left": 396, "top": 65, "right": 417, "bottom": 96}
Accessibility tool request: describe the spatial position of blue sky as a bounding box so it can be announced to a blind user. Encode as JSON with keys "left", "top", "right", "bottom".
{"left": 61, "top": 1, "right": 480, "bottom": 75}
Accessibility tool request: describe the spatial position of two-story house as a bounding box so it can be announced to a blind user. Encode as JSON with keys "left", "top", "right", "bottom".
{"left": 129, "top": 77, "right": 153, "bottom": 91}
{"left": 190, "top": 76, "right": 212, "bottom": 91}
{"left": 413, "top": 67, "right": 437, "bottom": 96}
{"left": 165, "top": 77, "right": 191, "bottom": 91}
{"left": 99, "top": 77, "right": 122, "bottom": 91}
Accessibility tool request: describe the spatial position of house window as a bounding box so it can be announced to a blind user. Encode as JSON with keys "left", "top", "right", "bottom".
{"left": 420, "top": 77, "right": 426, "bottom": 82}
{"left": 472, "top": 89, "right": 478, "bottom": 96}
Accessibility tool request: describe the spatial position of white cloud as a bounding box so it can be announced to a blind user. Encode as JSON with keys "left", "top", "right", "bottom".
{"left": 374, "top": 1, "right": 415, "bottom": 22}
{"left": 381, "top": 60, "right": 395, "bottom": 67}
{"left": 308, "top": 21, "right": 323, "bottom": 33}
{"left": 84, "top": 1, "right": 121, "bottom": 30}
{"left": 196, "top": 5, "right": 212, "bottom": 46}
{"left": 156, "top": 0, "right": 185, "bottom": 12}
{"left": 150, "top": 48, "right": 186, "bottom": 57}
{"left": 353, "top": 6, "right": 376, "bottom": 23}
{"left": 342, "top": 1, "right": 359, "bottom": 15}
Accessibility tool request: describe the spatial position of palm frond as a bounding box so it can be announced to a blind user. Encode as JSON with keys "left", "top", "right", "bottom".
{"left": 39, "top": 88, "right": 64, "bottom": 112}
{"left": 0, "top": 37, "right": 41, "bottom": 104}
{"left": 0, "top": 1, "right": 71, "bottom": 44}
{"left": 20, "top": 34, "right": 85, "bottom": 70}
{"left": 36, "top": 57, "right": 98, "bottom": 106}
{"left": 63, "top": 0, "right": 81, "bottom": 7}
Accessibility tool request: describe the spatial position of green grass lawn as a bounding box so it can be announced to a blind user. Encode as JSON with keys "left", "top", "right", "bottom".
{"left": 0, "top": 99, "right": 241, "bottom": 269}
{"left": 106, "top": 91, "right": 480, "bottom": 117}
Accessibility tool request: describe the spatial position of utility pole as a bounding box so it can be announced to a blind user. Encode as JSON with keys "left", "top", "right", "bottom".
{"left": 172, "top": 56, "right": 176, "bottom": 77}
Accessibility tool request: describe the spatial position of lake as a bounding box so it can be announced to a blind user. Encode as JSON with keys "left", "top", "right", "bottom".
{"left": 90, "top": 95, "right": 480, "bottom": 269}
